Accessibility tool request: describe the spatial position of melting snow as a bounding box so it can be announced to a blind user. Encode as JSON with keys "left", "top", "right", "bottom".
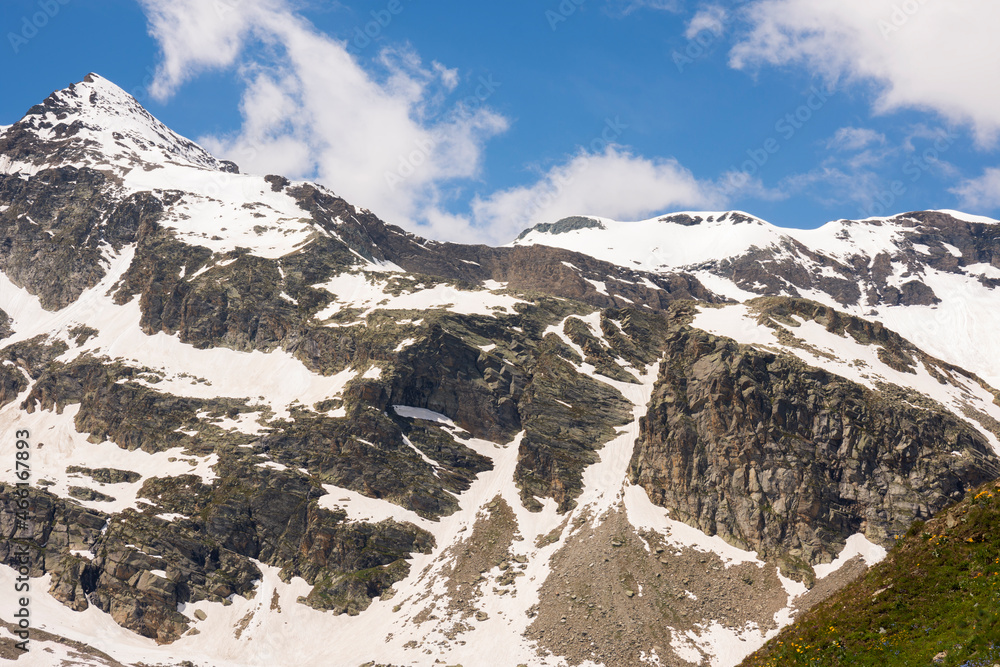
{"left": 813, "top": 533, "right": 888, "bottom": 579}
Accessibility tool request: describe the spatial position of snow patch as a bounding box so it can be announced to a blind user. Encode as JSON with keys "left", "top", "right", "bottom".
{"left": 813, "top": 533, "right": 888, "bottom": 579}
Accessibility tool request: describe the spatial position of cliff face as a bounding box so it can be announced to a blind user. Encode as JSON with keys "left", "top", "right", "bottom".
{"left": 629, "top": 308, "right": 1000, "bottom": 579}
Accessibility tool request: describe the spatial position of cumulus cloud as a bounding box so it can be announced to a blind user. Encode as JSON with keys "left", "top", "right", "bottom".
{"left": 140, "top": 0, "right": 274, "bottom": 101}
{"left": 139, "top": 0, "right": 729, "bottom": 243}
{"left": 685, "top": 6, "right": 727, "bottom": 39}
{"left": 469, "top": 145, "right": 752, "bottom": 243}
{"left": 140, "top": 0, "right": 510, "bottom": 238}
{"left": 952, "top": 168, "right": 1000, "bottom": 211}
{"left": 731, "top": 0, "right": 1000, "bottom": 145}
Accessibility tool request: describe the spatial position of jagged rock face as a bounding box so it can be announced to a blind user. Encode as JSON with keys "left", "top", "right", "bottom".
{"left": 629, "top": 318, "right": 1000, "bottom": 578}
{"left": 291, "top": 183, "right": 723, "bottom": 312}
{"left": 0, "top": 168, "right": 162, "bottom": 310}
{"left": 389, "top": 326, "right": 525, "bottom": 443}
{"left": 516, "top": 344, "right": 633, "bottom": 512}
{"left": 0, "top": 308, "right": 12, "bottom": 340}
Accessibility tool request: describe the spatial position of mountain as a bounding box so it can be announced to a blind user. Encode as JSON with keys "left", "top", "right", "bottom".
{"left": 513, "top": 210, "right": 1000, "bottom": 389}
{"left": 1, "top": 74, "right": 999, "bottom": 667}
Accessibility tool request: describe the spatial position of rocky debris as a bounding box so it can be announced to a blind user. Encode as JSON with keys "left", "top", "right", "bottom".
{"left": 789, "top": 555, "right": 869, "bottom": 617}
{"left": 438, "top": 496, "right": 518, "bottom": 618}
{"left": 66, "top": 466, "right": 142, "bottom": 484}
{"left": 68, "top": 486, "right": 116, "bottom": 502}
{"left": 525, "top": 507, "right": 787, "bottom": 666}
{"left": 629, "top": 306, "right": 1000, "bottom": 578}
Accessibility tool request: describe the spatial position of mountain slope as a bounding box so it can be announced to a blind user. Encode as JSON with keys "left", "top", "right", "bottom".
{"left": 513, "top": 210, "right": 1000, "bottom": 389}
{"left": 1, "top": 75, "right": 999, "bottom": 667}
{"left": 738, "top": 478, "right": 1000, "bottom": 667}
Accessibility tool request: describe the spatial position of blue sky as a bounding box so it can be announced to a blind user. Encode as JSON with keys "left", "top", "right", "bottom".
{"left": 3, "top": 0, "right": 1000, "bottom": 243}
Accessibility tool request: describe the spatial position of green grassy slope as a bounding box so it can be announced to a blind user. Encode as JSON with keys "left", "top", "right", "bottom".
{"left": 740, "top": 479, "right": 1000, "bottom": 667}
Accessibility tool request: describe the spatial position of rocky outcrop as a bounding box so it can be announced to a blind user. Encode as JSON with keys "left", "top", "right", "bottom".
{"left": 0, "top": 362, "right": 27, "bottom": 409}
{"left": 2, "top": 335, "right": 69, "bottom": 379}
{"left": 0, "top": 308, "right": 11, "bottom": 340}
{"left": 136, "top": 467, "right": 435, "bottom": 616}
{"left": 389, "top": 325, "right": 525, "bottom": 443}
{"left": 290, "top": 183, "right": 723, "bottom": 312}
{"left": 22, "top": 356, "right": 255, "bottom": 454}
{"left": 0, "top": 168, "right": 162, "bottom": 309}
{"left": 516, "top": 344, "right": 633, "bottom": 512}
{"left": 629, "top": 310, "right": 1000, "bottom": 579}
{"left": 515, "top": 215, "right": 606, "bottom": 238}
{"left": 66, "top": 467, "right": 142, "bottom": 484}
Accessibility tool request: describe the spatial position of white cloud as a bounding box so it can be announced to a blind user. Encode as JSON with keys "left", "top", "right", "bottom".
{"left": 469, "top": 145, "right": 730, "bottom": 243}
{"left": 685, "top": 6, "right": 727, "bottom": 39}
{"left": 138, "top": 0, "right": 736, "bottom": 244}
{"left": 140, "top": 0, "right": 274, "bottom": 101}
{"left": 952, "top": 168, "right": 1000, "bottom": 211}
{"left": 828, "top": 127, "right": 886, "bottom": 152}
{"left": 731, "top": 0, "right": 1000, "bottom": 145}
{"left": 140, "top": 0, "right": 509, "bottom": 239}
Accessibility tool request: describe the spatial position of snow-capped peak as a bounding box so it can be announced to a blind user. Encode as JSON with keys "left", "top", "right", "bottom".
{"left": 1, "top": 73, "right": 235, "bottom": 175}
{"left": 511, "top": 210, "right": 786, "bottom": 271}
